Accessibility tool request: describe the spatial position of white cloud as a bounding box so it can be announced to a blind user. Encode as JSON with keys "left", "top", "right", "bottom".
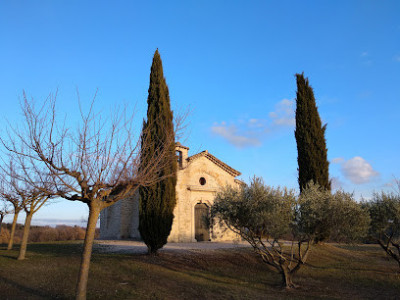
{"left": 211, "top": 124, "right": 261, "bottom": 148}
{"left": 341, "top": 156, "right": 379, "bottom": 184}
{"left": 393, "top": 54, "right": 400, "bottom": 62}
{"left": 361, "top": 51, "right": 368, "bottom": 57}
{"left": 211, "top": 99, "right": 294, "bottom": 148}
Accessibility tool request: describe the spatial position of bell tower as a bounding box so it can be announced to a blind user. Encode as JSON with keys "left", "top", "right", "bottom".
{"left": 175, "top": 142, "right": 189, "bottom": 168}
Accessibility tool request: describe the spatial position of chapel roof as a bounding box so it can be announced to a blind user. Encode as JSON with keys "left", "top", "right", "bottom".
{"left": 187, "top": 150, "right": 241, "bottom": 177}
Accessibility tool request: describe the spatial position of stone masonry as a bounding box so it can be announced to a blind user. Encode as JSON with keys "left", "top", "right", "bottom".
{"left": 100, "top": 143, "right": 242, "bottom": 242}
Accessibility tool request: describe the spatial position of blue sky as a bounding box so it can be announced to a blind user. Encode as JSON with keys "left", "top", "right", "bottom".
{"left": 1, "top": 1, "right": 399, "bottom": 226}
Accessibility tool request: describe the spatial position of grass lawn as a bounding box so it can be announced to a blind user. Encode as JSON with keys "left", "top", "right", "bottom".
{"left": 0, "top": 241, "right": 399, "bottom": 299}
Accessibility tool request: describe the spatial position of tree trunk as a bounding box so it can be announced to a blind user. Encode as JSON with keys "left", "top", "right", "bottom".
{"left": 0, "top": 214, "right": 4, "bottom": 233}
{"left": 17, "top": 211, "right": 33, "bottom": 260}
{"left": 377, "top": 239, "right": 400, "bottom": 270}
{"left": 281, "top": 267, "right": 296, "bottom": 289}
{"left": 75, "top": 201, "right": 101, "bottom": 300}
{"left": 148, "top": 246, "right": 158, "bottom": 256}
{"left": 7, "top": 211, "right": 19, "bottom": 250}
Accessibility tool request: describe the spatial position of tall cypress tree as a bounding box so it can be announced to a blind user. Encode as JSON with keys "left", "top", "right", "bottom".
{"left": 295, "top": 73, "right": 331, "bottom": 192}
{"left": 139, "top": 49, "right": 177, "bottom": 255}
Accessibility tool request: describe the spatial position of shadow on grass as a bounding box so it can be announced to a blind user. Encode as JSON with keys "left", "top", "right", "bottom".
{"left": 305, "top": 262, "right": 395, "bottom": 276}
{"left": 127, "top": 251, "right": 281, "bottom": 293}
{"left": 0, "top": 254, "right": 18, "bottom": 260}
{"left": 0, "top": 275, "right": 68, "bottom": 300}
{"left": 22, "top": 241, "right": 84, "bottom": 257}
{"left": 336, "top": 244, "right": 382, "bottom": 252}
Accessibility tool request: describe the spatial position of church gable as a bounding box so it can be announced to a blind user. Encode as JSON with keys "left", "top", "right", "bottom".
{"left": 183, "top": 157, "right": 224, "bottom": 190}
{"left": 187, "top": 150, "right": 241, "bottom": 177}
{"left": 180, "top": 151, "right": 240, "bottom": 190}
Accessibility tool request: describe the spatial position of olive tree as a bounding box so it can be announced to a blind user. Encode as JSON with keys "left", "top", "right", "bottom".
{"left": 212, "top": 178, "right": 369, "bottom": 289}
{"left": 367, "top": 180, "right": 400, "bottom": 270}
{"left": 212, "top": 177, "right": 308, "bottom": 288}
{"left": 327, "top": 190, "right": 370, "bottom": 243}
{"left": 2, "top": 91, "right": 179, "bottom": 300}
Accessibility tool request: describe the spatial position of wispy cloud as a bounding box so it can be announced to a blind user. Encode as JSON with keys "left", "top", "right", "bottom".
{"left": 360, "top": 51, "right": 372, "bottom": 66}
{"left": 331, "top": 157, "right": 345, "bottom": 164}
{"left": 330, "top": 176, "right": 345, "bottom": 190}
{"left": 393, "top": 54, "right": 400, "bottom": 62}
{"left": 211, "top": 99, "right": 295, "bottom": 147}
{"left": 357, "top": 90, "right": 372, "bottom": 99}
{"left": 384, "top": 180, "right": 395, "bottom": 188}
{"left": 269, "top": 99, "right": 295, "bottom": 126}
{"left": 211, "top": 124, "right": 261, "bottom": 148}
{"left": 383, "top": 178, "right": 400, "bottom": 192}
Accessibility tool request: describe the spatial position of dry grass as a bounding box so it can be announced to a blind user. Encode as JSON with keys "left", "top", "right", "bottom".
{"left": 0, "top": 241, "right": 399, "bottom": 299}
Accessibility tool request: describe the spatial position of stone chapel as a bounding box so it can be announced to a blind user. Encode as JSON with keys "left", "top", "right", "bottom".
{"left": 100, "top": 143, "right": 242, "bottom": 242}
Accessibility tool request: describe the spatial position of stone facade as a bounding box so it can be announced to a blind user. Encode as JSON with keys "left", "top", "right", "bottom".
{"left": 100, "top": 143, "right": 241, "bottom": 242}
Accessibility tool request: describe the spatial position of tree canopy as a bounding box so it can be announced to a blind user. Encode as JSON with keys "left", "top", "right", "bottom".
{"left": 366, "top": 183, "right": 400, "bottom": 269}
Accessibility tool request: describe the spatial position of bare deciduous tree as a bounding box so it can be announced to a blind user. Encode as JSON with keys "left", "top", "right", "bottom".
{"left": 0, "top": 156, "right": 53, "bottom": 258}
{"left": 0, "top": 160, "right": 28, "bottom": 250}
{"left": 0, "top": 196, "right": 11, "bottom": 234}
{"left": 17, "top": 190, "right": 51, "bottom": 260}
{"left": 2, "top": 91, "right": 180, "bottom": 300}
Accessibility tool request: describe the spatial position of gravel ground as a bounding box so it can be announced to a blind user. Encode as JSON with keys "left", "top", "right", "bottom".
{"left": 94, "top": 240, "right": 251, "bottom": 254}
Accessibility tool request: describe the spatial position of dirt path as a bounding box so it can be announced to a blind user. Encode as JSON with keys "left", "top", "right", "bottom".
{"left": 94, "top": 240, "right": 251, "bottom": 254}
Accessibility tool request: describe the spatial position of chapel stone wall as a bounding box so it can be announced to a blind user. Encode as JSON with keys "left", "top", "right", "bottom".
{"left": 168, "top": 156, "right": 240, "bottom": 242}
{"left": 100, "top": 147, "right": 241, "bottom": 243}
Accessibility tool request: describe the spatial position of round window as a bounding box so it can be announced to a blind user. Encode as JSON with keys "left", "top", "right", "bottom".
{"left": 199, "top": 177, "right": 206, "bottom": 185}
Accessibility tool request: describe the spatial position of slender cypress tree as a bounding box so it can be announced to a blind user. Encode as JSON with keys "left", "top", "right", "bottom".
{"left": 139, "top": 49, "right": 177, "bottom": 255}
{"left": 295, "top": 73, "right": 331, "bottom": 193}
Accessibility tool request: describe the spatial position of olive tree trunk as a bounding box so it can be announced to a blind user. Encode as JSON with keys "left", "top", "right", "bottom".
{"left": 7, "top": 211, "right": 19, "bottom": 250}
{"left": 377, "top": 239, "right": 400, "bottom": 271}
{"left": 75, "top": 201, "right": 101, "bottom": 300}
{"left": 17, "top": 211, "right": 33, "bottom": 260}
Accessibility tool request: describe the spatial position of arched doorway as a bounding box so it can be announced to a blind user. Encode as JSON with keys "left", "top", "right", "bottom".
{"left": 195, "top": 203, "right": 210, "bottom": 242}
